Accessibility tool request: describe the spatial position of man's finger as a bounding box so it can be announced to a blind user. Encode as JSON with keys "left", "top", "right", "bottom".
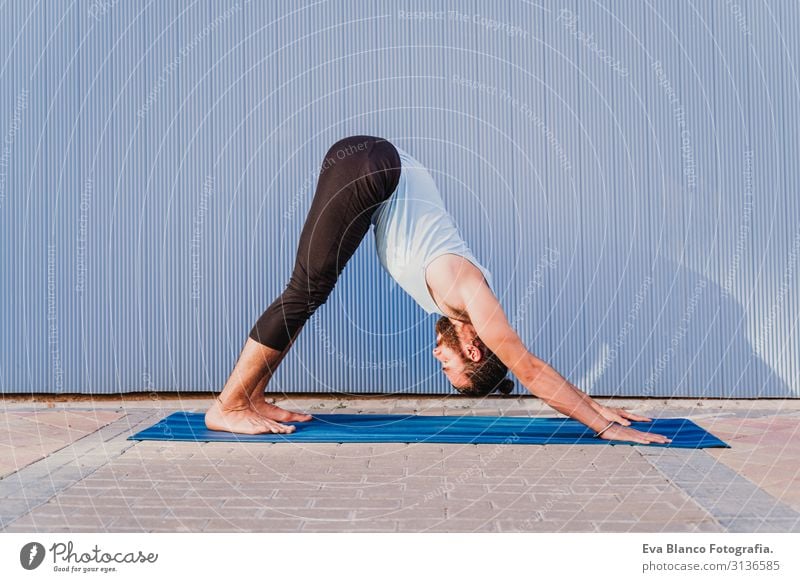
{"left": 608, "top": 412, "right": 631, "bottom": 426}
{"left": 627, "top": 428, "right": 669, "bottom": 444}
{"left": 630, "top": 414, "right": 653, "bottom": 421}
{"left": 618, "top": 409, "right": 652, "bottom": 422}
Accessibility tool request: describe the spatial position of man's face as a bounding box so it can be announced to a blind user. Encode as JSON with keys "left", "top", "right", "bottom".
{"left": 432, "top": 317, "right": 475, "bottom": 389}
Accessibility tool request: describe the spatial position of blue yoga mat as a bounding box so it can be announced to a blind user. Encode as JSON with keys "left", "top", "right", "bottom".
{"left": 129, "top": 412, "right": 729, "bottom": 448}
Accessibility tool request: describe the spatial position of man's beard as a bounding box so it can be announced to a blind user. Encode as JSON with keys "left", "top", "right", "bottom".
{"left": 435, "top": 317, "right": 462, "bottom": 351}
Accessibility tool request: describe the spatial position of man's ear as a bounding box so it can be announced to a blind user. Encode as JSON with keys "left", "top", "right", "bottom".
{"left": 464, "top": 342, "right": 483, "bottom": 362}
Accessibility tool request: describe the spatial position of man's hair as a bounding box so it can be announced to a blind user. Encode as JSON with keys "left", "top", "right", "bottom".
{"left": 455, "top": 340, "right": 514, "bottom": 397}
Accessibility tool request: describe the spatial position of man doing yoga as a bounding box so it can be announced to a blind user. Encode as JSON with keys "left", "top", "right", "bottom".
{"left": 205, "top": 136, "right": 671, "bottom": 445}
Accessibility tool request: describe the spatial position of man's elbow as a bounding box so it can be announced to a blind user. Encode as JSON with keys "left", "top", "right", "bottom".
{"left": 512, "top": 353, "right": 545, "bottom": 386}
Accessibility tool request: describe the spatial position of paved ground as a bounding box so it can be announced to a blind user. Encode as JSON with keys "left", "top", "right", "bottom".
{"left": 1, "top": 395, "right": 799, "bottom": 533}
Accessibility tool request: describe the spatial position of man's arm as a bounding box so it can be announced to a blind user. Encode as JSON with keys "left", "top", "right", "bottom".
{"left": 459, "top": 271, "right": 671, "bottom": 444}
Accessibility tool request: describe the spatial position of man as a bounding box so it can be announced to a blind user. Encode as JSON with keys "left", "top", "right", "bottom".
{"left": 205, "top": 136, "right": 671, "bottom": 445}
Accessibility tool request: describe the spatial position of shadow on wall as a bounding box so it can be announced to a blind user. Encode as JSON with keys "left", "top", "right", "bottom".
{"left": 544, "top": 253, "right": 793, "bottom": 399}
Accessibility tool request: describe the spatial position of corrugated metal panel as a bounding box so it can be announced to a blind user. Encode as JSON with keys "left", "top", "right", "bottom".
{"left": 0, "top": 0, "right": 797, "bottom": 396}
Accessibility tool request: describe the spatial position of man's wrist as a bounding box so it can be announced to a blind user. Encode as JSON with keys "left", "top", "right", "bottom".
{"left": 593, "top": 420, "right": 616, "bottom": 438}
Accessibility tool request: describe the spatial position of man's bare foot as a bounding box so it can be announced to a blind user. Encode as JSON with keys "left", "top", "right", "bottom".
{"left": 252, "top": 398, "right": 313, "bottom": 423}
{"left": 204, "top": 399, "right": 296, "bottom": 435}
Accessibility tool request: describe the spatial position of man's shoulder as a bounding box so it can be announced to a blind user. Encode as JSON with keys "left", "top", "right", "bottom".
{"left": 426, "top": 254, "right": 490, "bottom": 310}
{"left": 427, "top": 253, "right": 484, "bottom": 278}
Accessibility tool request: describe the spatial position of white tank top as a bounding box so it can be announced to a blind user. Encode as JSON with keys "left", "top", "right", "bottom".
{"left": 370, "top": 145, "right": 493, "bottom": 315}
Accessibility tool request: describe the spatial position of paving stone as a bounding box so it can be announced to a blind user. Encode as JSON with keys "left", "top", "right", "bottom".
{"left": 718, "top": 518, "right": 800, "bottom": 533}
{"left": 351, "top": 506, "right": 447, "bottom": 520}
{"left": 311, "top": 497, "right": 403, "bottom": 509}
{"left": 689, "top": 520, "right": 727, "bottom": 532}
{"left": 126, "top": 497, "right": 227, "bottom": 509}
{"left": 356, "top": 484, "right": 406, "bottom": 497}
{"left": 262, "top": 507, "right": 354, "bottom": 520}
{"left": 270, "top": 486, "right": 347, "bottom": 497}
{"left": 301, "top": 521, "right": 398, "bottom": 532}
{"left": 445, "top": 500, "right": 495, "bottom": 517}
{"left": 477, "top": 477, "right": 529, "bottom": 487}
{"left": 8, "top": 512, "right": 119, "bottom": 529}
{"left": 593, "top": 520, "right": 698, "bottom": 533}
{"left": 396, "top": 518, "right": 455, "bottom": 532}
{"left": 203, "top": 518, "right": 302, "bottom": 532}
{"left": 430, "top": 519, "right": 499, "bottom": 532}
{"left": 439, "top": 485, "right": 490, "bottom": 499}
{"left": 106, "top": 517, "right": 210, "bottom": 532}
{"left": 496, "top": 519, "right": 597, "bottom": 532}
{"left": 162, "top": 506, "right": 259, "bottom": 520}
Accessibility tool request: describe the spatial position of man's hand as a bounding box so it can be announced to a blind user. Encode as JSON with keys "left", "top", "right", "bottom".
{"left": 598, "top": 422, "right": 672, "bottom": 445}
{"left": 590, "top": 403, "right": 672, "bottom": 444}
{"left": 591, "top": 403, "right": 653, "bottom": 426}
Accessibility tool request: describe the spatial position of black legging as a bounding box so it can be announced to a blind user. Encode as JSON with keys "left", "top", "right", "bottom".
{"left": 249, "top": 135, "right": 402, "bottom": 351}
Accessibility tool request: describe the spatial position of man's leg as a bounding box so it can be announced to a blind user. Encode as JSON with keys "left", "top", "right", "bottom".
{"left": 205, "top": 136, "right": 400, "bottom": 434}
{"left": 205, "top": 334, "right": 308, "bottom": 435}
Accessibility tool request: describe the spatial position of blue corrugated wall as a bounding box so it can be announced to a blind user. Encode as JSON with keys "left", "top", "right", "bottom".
{"left": 0, "top": 1, "right": 797, "bottom": 396}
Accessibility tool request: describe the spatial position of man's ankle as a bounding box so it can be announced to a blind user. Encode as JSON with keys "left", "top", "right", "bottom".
{"left": 214, "top": 394, "right": 252, "bottom": 412}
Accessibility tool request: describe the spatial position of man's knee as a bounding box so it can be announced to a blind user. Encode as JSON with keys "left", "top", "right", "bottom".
{"left": 286, "top": 277, "right": 334, "bottom": 316}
